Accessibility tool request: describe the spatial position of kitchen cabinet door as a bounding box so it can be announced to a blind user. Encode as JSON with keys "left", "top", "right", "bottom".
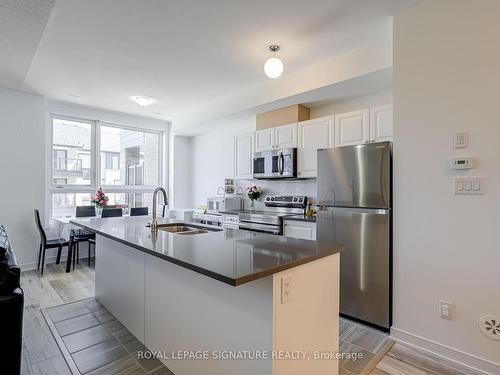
{"left": 274, "top": 123, "right": 297, "bottom": 148}
{"left": 334, "top": 109, "right": 370, "bottom": 147}
{"left": 234, "top": 132, "right": 254, "bottom": 179}
{"left": 255, "top": 128, "right": 274, "bottom": 152}
{"left": 370, "top": 104, "right": 393, "bottom": 142}
{"left": 283, "top": 220, "right": 316, "bottom": 240}
{"left": 297, "top": 117, "right": 331, "bottom": 178}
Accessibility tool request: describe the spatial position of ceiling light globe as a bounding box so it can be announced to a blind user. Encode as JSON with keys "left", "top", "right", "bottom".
{"left": 132, "top": 96, "right": 155, "bottom": 106}
{"left": 264, "top": 57, "right": 283, "bottom": 79}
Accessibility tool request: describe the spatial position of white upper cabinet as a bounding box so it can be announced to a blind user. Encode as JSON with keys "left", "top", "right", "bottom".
{"left": 274, "top": 123, "right": 297, "bottom": 148}
{"left": 255, "top": 128, "right": 274, "bottom": 152}
{"left": 255, "top": 123, "right": 297, "bottom": 152}
{"left": 234, "top": 132, "right": 254, "bottom": 179}
{"left": 334, "top": 109, "right": 370, "bottom": 147}
{"left": 297, "top": 117, "right": 332, "bottom": 178}
{"left": 369, "top": 104, "right": 393, "bottom": 142}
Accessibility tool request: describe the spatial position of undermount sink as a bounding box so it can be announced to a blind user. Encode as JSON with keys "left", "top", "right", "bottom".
{"left": 153, "top": 223, "right": 222, "bottom": 235}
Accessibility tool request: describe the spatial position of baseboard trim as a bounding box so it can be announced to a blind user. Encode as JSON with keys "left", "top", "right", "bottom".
{"left": 390, "top": 327, "right": 500, "bottom": 375}
{"left": 21, "top": 254, "right": 91, "bottom": 271}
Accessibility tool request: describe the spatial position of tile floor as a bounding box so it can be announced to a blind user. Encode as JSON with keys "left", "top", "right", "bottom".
{"left": 20, "top": 262, "right": 485, "bottom": 375}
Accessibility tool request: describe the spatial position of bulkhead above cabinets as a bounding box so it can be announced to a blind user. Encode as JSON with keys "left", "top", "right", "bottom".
{"left": 234, "top": 104, "right": 393, "bottom": 180}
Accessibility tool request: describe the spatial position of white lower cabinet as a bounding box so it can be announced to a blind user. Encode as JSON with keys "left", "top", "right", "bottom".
{"left": 283, "top": 220, "right": 316, "bottom": 241}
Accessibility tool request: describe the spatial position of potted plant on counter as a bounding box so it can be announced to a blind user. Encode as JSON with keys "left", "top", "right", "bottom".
{"left": 246, "top": 185, "right": 262, "bottom": 208}
{"left": 91, "top": 188, "right": 109, "bottom": 216}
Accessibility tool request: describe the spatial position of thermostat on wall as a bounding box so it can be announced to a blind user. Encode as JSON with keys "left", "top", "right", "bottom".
{"left": 450, "top": 157, "right": 474, "bottom": 170}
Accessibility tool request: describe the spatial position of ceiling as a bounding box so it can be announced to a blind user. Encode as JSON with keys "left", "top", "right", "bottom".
{"left": 0, "top": 0, "right": 421, "bottom": 126}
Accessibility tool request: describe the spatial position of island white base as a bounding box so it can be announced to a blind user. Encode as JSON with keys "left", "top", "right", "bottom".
{"left": 95, "top": 235, "right": 340, "bottom": 375}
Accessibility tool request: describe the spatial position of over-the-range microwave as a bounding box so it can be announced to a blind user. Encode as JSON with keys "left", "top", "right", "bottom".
{"left": 252, "top": 148, "right": 297, "bottom": 179}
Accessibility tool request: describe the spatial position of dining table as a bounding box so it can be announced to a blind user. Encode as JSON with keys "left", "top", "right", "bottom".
{"left": 54, "top": 215, "right": 131, "bottom": 272}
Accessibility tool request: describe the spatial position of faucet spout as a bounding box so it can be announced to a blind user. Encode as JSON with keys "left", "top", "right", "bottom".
{"left": 151, "top": 187, "right": 168, "bottom": 231}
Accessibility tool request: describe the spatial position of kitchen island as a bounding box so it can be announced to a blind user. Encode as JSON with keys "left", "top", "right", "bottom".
{"left": 71, "top": 216, "right": 343, "bottom": 375}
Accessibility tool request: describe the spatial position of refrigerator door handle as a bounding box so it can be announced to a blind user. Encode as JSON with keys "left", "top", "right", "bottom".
{"left": 323, "top": 207, "right": 390, "bottom": 215}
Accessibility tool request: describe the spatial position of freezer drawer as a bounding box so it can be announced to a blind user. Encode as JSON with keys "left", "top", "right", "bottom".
{"left": 317, "top": 207, "right": 391, "bottom": 329}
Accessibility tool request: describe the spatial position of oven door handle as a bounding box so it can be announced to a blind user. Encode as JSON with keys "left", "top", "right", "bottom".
{"left": 238, "top": 222, "right": 281, "bottom": 234}
{"left": 278, "top": 152, "right": 284, "bottom": 175}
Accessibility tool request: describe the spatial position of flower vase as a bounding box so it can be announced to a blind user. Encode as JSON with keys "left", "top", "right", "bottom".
{"left": 96, "top": 206, "right": 103, "bottom": 217}
{"left": 249, "top": 199, "right": 255, "bottom": 208}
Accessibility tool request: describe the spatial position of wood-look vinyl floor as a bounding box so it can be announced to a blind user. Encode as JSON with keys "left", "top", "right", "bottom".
{"left": 20, "top": 262, "right": 484, "bottom": 375}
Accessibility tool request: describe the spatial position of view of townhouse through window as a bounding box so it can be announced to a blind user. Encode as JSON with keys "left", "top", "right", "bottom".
{"left": 50, "top": 117, "right": 161, "bottom": 219}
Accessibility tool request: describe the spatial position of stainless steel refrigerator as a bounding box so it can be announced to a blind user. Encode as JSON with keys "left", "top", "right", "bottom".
{"left": 316, "top": 142, "right": 392, "bottom": 330}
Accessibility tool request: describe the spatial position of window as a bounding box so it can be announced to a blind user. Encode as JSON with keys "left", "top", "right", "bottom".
{"left": 52, "top": 118, "right": 94, "bottom": 186}
{"left": 51, "top": 192, "right": 93, "bottom": 218}
{"left": 104, "top": 152, "right": 120, "bottom": 170}
{"left": 100, "top": 125, "right": 160, "bottom": 186}
{"left": 49, "top": 116, "right": 163, "bottom": 220}
{"left": 53, "top": 149, "right": 67, "bottom": 170}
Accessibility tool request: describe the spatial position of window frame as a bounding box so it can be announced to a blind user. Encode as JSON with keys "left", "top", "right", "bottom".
{"left": 51, "top": 115, "right": 97, "bottom": 189}
{"left": 48, "top": 115, "right": 164, "bottom": 220}
{"left": 98, "top": 121, "right": 163, "bottom": 192}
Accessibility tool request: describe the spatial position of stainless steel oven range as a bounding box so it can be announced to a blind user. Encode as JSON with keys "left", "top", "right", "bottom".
{"left": 237, "top": 195, "right": 307, "bottom": 234}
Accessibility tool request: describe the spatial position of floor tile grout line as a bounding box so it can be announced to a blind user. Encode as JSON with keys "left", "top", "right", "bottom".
{"left": 40, "top": 306, "right": 82, "bottom": 375}
{"left": 44, "top": 296, "right": 96, "bottom": 311}
{"left": 49, "top": 309, "right": 96, "bottom": 325}
{"left": 385, "top": 350, "right": 453, "bottom": 375}
{"left": 57, "top": 320, "right": 103, "bottom": 338}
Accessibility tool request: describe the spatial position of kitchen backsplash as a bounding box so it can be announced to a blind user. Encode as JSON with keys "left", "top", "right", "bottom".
{"left": 234, "top": 178, "right": 316, "bottom": 210}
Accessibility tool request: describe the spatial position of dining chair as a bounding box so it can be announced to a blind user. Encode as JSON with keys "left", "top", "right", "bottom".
{"left": 101, "top": 208, "right": 123, "bottom": 218}
{"left": 130, "top": 207, "right": 148, "bottom": 216}
{"left": 34, "top": 209, "right": 69, "bottom": 275}
{"left": 75, "top": 206, "right": 96, "bottom": 218}
{"left": 73, "top": 205, "right": 96, "bottom": 268}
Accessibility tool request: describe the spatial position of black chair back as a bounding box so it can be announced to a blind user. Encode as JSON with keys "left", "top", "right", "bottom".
{"left": 101, "top": 208, "right": 123, "bottom": 218}
{"left": 76, "top": 206, "right": 96, "bottom": 218}
{"left": 34, "top": 209, "right": 47, "bottom": 245}
{"left": 130, "top": 207, "right": 148, "bottom": 216}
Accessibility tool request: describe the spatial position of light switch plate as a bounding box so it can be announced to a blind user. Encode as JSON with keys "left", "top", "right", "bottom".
{"left": 454, "top": 131, "right": 468, "bottom": 149}
{"left": 439, "top": 300, "right": 455, "bottom": 320}
{"left": 454, "top": 176, "right": 484, "bottom": 195}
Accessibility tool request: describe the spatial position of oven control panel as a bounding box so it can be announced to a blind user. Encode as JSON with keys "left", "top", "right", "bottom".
{"left": 264, "top": 195, "right": 307, "bottom": 207}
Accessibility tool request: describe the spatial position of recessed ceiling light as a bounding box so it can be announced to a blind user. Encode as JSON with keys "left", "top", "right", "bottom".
{"left": 69, "top": 94, "right": 80, "bottom": 99}
{"left": 154, "top": 112, "right": 162, "bottom": 115}
{"left": 264, "top": 45, "right": 283, "bottom": 79}
{"left": 132, "top": 96, "right": 155, "bottom": 106}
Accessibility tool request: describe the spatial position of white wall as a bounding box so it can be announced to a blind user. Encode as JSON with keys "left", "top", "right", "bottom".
{"left": 0, "top": 93, "right": 170, "bottom": 269}
{"left": 310, "top": 90, "right": 393, "bottom": 119}
{"left": 169, "top": 135, "right": 192, "bottom": 209}
{"left": 0, "top": 88, "right": 45, "bottom": 268}
{"left": 190, "top": 119, "right": 254, "bottom": 206}
{"left": 393, "top": 1, "right": 500, "bottom": 373}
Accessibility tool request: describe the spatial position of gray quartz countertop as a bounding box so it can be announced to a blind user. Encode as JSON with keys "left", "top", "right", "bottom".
{"left": 70, "top": 216, "right": 342, "bottom": 286}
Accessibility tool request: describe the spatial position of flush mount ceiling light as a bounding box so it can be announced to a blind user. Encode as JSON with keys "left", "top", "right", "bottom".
{"left": 264, "top": 45, "right": 283, "bottom": 79}
{"left": 132, "top": 96, "right": 155, "bottom": 106}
